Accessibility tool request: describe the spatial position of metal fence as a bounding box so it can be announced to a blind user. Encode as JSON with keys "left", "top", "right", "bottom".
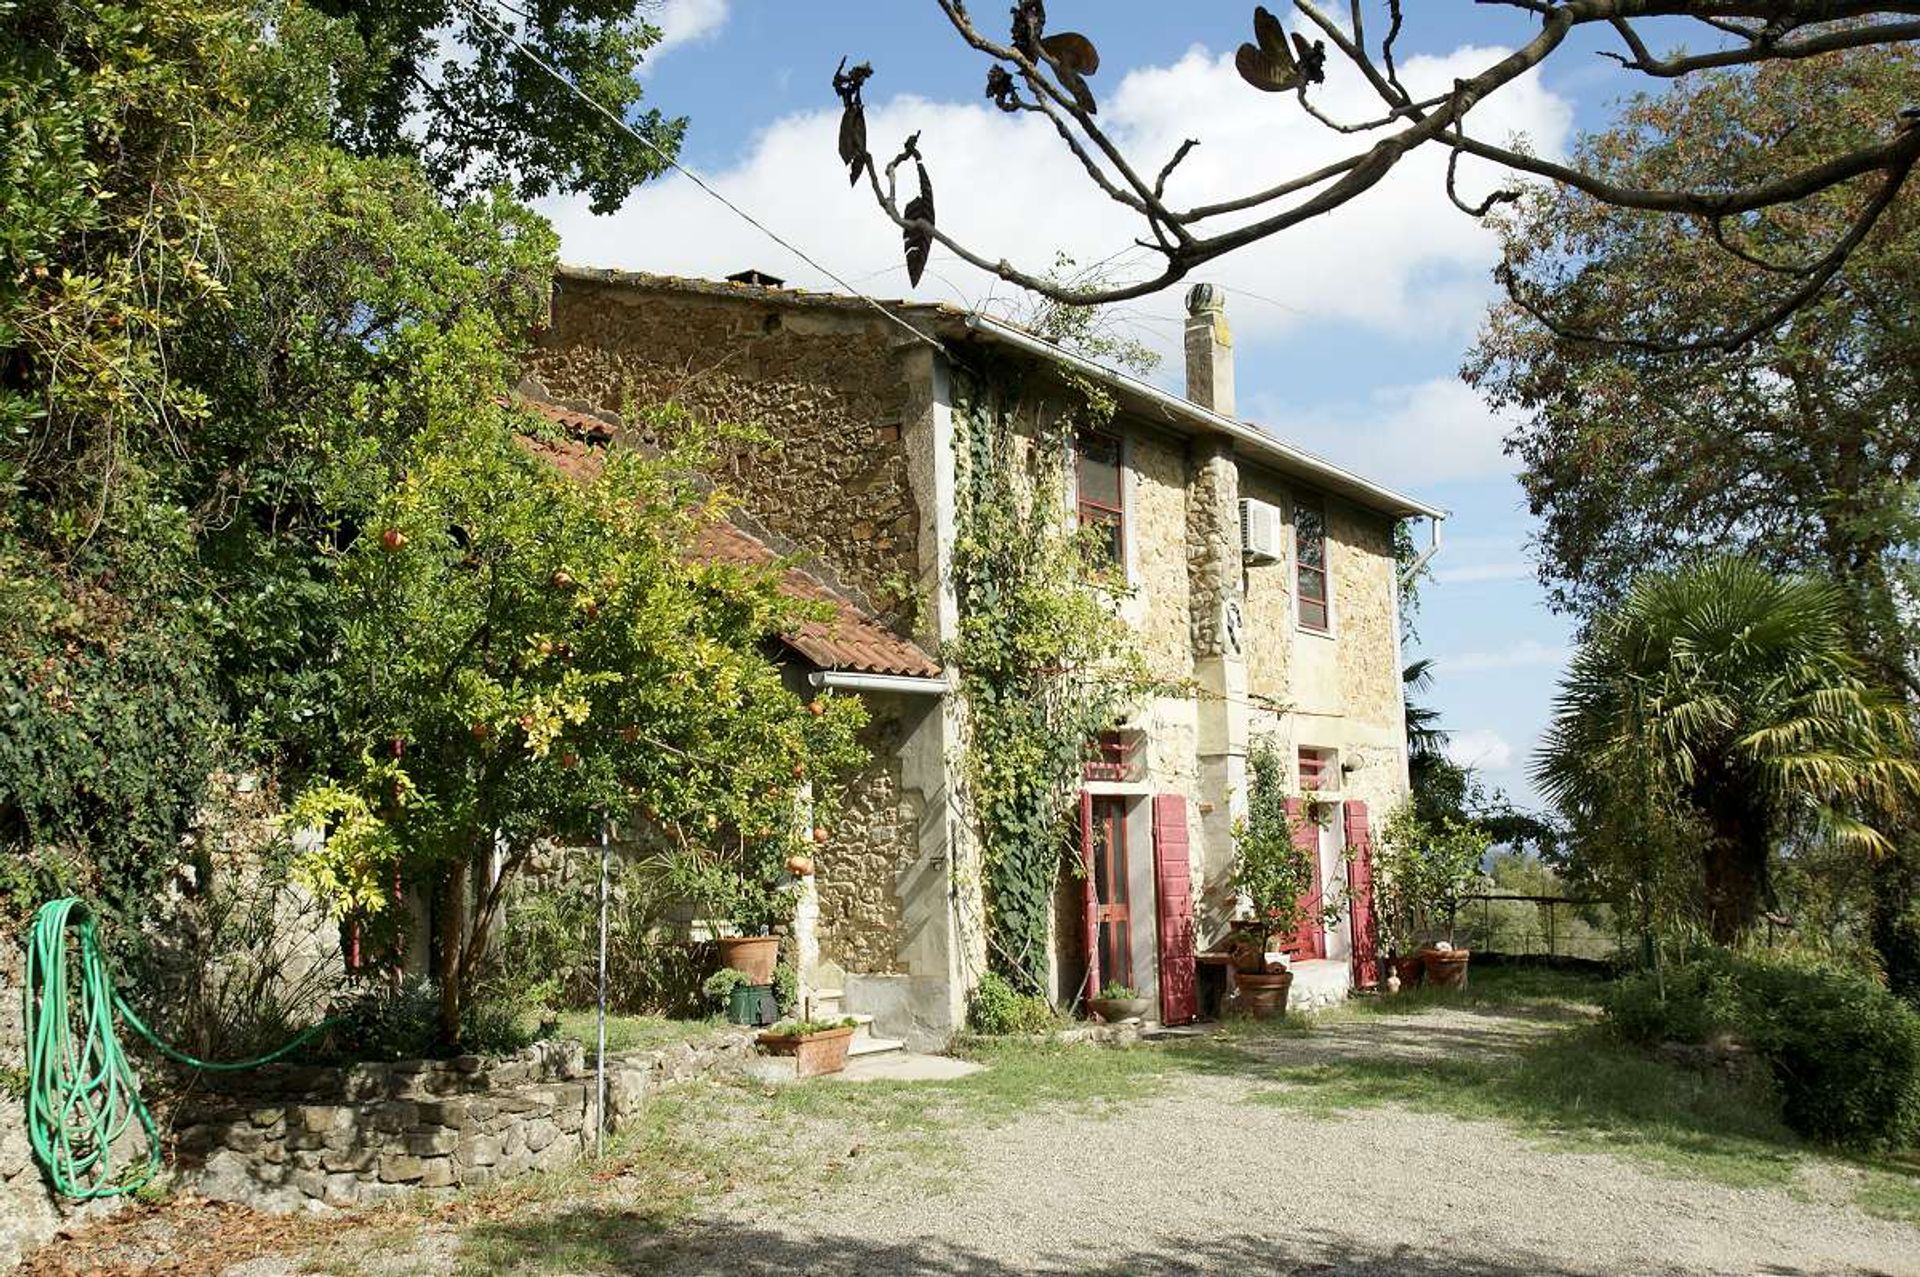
{"left": 1449, "top": 893, "right": 1625, "bottom": 962}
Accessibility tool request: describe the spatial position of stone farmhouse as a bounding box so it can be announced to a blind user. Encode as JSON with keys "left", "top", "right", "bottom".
{"left": 522, "top": 266, "right": 1445, "bottom": 1051}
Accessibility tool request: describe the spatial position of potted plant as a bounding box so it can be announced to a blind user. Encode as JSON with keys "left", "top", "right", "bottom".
{"left": 1089, "top": 980, "right": 1150, "bottom": 1023}
{"left": 670, "top": 852, "right": 792, "bottom": 986}
{"left": 757, "top": 1016, "right": 859, "bottom": 1077}
{"left": 1227, "top": 742, "right": 1338, "bottom": 1017}
{"left": 1379, "top": 806, "right": 1489, "bottom": 991}
{"left": 704, "top": 967, "right": 777, "bottom": 1025}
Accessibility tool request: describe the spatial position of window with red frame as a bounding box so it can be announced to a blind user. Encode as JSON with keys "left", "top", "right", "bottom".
{"left": 1298, "top": 746, "right": 1336, "bottom": 792}
{"left": 1076, "top": 432, "right": 1125, "bottom": 575}
{"left": 1295, "top": 497, "right": 1329, "bottom": 631}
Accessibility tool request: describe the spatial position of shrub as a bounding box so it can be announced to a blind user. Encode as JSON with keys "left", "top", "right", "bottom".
{"left": 702, "top": 968, "right": 750, "bottom": 1008}
{"left": 967, "top": 972, "right": 1058, "bottom": 1035}
{"left": 316, "top": 978, "right": 543, "bottom": 1062}
{"left": 1603, "top": 961, "right": 1742, "bottom": 1048}
{"left": 492, "top": 859, "right": 711, "bottom": 1017}
{"left": 1736, "top": 955, "right": 1920, "bottom": 1150}
{"left": 1604, "top": 950, "right": 1920, "bottom": 1150}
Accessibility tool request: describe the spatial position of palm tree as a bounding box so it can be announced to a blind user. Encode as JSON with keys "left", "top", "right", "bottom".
{"left": 1403, "top": 657, "right": 1450, "bottom": 802}
{"left": 1534, "top": 558, "right": 1918, "bottom": 943}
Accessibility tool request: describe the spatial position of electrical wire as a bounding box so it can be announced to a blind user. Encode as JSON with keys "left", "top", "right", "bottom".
{"left": 455, "top": 0, "right": 945, "bottom": 354}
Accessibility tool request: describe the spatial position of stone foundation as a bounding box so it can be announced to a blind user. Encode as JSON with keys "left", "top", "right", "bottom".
{"left": 174, "top": 1031, "right": 755, "bottom": 1212}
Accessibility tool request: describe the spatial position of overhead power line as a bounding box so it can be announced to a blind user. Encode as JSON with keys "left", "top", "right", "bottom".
{"left": 456, "top": 0, "right": 945, "bottom": 352}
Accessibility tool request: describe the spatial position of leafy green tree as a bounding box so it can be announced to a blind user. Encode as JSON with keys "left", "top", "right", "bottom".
{"left": 290, "top": 410, "right": 867, "bottom": 1043}
{"left": 1467, "top": 45, "right": 1920, "bottom": 991}
{"left": 1535, "top": 558, "right": 1919, "bottom": 944}
{"left": 1, "top": 0, "right": 685, "bottom": 942}
{"left": 1467, "top": 47, "right": 1920, "bottom": 683}
{"left": 1231, "top": 740, "right": 1321, "bottom": 940}
{"left": 1376, "top": 804, "right": 1490, "bottom": 951}
{"left": 307, "top": 0, "right": 684, "bottom": 211}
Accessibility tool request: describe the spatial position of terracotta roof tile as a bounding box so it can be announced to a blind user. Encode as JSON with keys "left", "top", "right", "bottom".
{"left": 509, "top": 398, "right": 941, "bottom": 682}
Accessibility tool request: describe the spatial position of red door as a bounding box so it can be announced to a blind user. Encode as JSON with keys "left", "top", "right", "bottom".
{"left": 1081, "top": 794, "right": 1132, "bottom": 998}
{"left": 1152, "top": 794, "right": 1198, "bottom": 1025}
{"left": 1282, "top": 798, "right": 1326, "bottom": 959}
{"left": 1345, "top": 801, "right": 1379, "bottom": 988}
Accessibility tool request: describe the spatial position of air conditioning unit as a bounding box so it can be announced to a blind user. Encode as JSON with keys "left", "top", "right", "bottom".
{"left": 1240, "top": 498, "right": 1283, "bottom": 564}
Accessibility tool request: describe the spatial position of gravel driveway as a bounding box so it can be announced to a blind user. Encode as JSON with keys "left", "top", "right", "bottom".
{"left": 600, "top": 1005, "right": 1920, "bottom": 1277}
{"left": 19, "top": 1000, "right": 1918, "bottom": 1277}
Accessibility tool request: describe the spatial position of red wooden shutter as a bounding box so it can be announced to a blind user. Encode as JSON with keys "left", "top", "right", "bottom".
{"left": 1283, "top": 798, "right": 1325, "bottom": 959}
{"left": 1345, "top": 801, "right": 1379, "bottom": 988}
{"left": 1080, "top": 789, "right": 1099, "bottom": 1004}
{"left": 1152, "top": 794, "right": 1198, "bottom": 1026}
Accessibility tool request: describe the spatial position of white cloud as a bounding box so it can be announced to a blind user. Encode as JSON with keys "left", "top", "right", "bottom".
{"left": 539, "top": 36, "right": 1572, "bottom": 358}
{"left": 1246, "top": 376, "right": 1521, "bottom": 488}
{"left": 1446, "top": 728, "right": 1514, "bottom": 772}
{"left": 1440, "top": 639, "right": 1569, "bottom": 673}
{"left": 642, "top": 0, "right": 730, "bottom": 61}
{"left": 1434, "top": 560, "right": 1533, "bottom": 585}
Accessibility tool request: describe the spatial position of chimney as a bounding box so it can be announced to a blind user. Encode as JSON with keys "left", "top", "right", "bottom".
{"left": 1183, "top": 283, "right": 1235, "bottom": 418}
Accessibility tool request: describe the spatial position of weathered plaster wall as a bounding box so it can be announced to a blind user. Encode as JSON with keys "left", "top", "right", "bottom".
{"left": 529, "top": 279, "right": 923, "bottom": 629}
{"left": 1239, "top": 467, "right": 1296, "bottom": 704}
{"left": 1234, "top": 467, "right": 1410, "bottom": 821}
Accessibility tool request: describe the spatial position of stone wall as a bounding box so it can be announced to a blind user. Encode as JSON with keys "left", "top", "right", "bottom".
{"left": 814, "top": 707, "right": 921, "bottom": 977}
{"left": 174, "top": 1032, "right": 755, "bottom": 1213}
{"left": 1125, "top": 429, "right": 1196, "bottom": 685}
{"left": 528, "top": 276, "right": 924, "bottom": 628}
{"left": 1184, "top": 440, "right": 1239, "bottom": 661}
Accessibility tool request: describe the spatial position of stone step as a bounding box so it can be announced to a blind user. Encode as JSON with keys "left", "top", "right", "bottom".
{"left": 847, "top": 1033, "right": 904, "bottom": 1059}
{"left": 809, "top": 988, "right": 845, "bottom": 1017}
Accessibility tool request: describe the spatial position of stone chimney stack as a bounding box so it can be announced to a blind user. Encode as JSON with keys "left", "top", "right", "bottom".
{"left": 1183, "top": 283, "right": 1235, "bottom": 418}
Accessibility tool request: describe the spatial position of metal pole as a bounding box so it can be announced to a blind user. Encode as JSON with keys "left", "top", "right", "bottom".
{"left": 595, "top": 817, "right": 609, "bottom": 1159}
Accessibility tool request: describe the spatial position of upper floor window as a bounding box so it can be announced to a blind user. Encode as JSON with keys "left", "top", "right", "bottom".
{"left": 1076, "top": 432, "right": 1125, "bottom": 575}
{"left": 1295, "top": 497, "right": 1330, "bottom": 631}
{"left": 1298, "top": 746, "right": 1337, "bottom": 792}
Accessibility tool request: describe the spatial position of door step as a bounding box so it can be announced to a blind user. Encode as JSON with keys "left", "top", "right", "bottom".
{"left": 847, "top": 1033, "right": 905, "bottom": 1058}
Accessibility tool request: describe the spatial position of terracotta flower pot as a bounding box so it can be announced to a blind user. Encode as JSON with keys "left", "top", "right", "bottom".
{"left": 717, "top": 934, "right": 780, "bottom": 986}
{"left": 1233, "top": 969, "right": 1293, "bottom": 1019}
{"left": 1420, "top": 947, "right": 1471, "bottom": 990}
{"left": 1089, "top": 996, "right": 1150, "bottom": 1023}
{"left": 757, "top": 1024, "right": 856, "bottom": 1078}
{"left": 1390, "top": 954, "right": 1425, "bottom": 991}
{"left": 1227, "top": 923, "right": 1284, "bottom": 974}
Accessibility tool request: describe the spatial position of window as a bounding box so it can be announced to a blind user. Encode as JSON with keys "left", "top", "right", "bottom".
{"left": 1298, "top": 747, "right": 1337, "bottom": 792}
{"left": 1076, "top": 432, "right": 1125, "bottom": 575}
{"left": 1294, "top": 497, "right": 1329, "bottom": 631}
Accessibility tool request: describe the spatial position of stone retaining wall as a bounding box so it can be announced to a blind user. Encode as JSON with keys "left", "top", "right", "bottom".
{"left": 174, "top": 1031, "right": 756, "bottom": 1212}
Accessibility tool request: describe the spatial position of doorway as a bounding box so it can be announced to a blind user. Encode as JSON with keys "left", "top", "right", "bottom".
{"left": 1086, "top": 795, "right": 1133, "bottom": 994}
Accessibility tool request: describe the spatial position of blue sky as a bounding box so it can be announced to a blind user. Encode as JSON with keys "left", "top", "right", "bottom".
{"left": 537, "top": 1, "right": 1662, "bottom": 809}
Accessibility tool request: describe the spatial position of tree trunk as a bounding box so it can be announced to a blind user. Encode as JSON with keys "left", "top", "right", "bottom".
{"left": 1871, "top": 834, "right": 1920, "bottom": 1004}
{"left": 435, "top": 857, "right": 470, "bottom": 1049}
{"left": 1700, "top": 810, "right": 1765, "bottom": 945}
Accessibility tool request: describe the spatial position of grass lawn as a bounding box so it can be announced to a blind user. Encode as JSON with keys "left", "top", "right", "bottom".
{"left": 547, "top": 1010, "right": 734, "bottom": 1054}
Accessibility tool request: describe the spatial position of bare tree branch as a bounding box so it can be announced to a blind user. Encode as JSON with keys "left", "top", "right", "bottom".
{"left": 837, "top": 1, "right": 1920, "bottom": 348}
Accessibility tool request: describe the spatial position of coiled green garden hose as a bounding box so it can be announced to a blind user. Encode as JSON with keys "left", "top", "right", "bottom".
{"left": 23, "top": 897, "right": 336, "bottom": 1198}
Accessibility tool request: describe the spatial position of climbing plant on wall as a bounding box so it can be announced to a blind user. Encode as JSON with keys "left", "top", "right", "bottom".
{"left": 948, "top": 360, "right": 1152, "bottom": 995}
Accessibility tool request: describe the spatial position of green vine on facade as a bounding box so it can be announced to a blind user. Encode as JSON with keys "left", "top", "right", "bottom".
{"left": 947, "top": 358, "right": 1152, "bottom": 995}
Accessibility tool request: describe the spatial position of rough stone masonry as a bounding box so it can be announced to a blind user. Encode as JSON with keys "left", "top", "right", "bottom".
{"left": 169, "top": 1031, "right": 755, "bottom": 1213}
